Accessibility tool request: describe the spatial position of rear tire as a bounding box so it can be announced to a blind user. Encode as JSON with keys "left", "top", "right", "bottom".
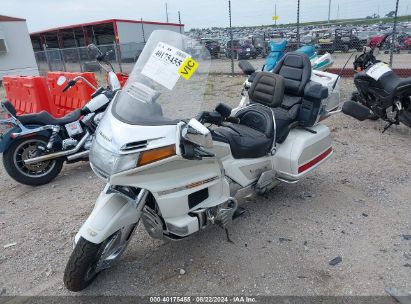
{"left": 2, "top": 135, "right": 64, "bottom": 186}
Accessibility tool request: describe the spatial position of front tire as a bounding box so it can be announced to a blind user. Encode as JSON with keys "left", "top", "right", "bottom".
{"left": 64, "top": 224, "right": 136, "bottom": 292}
{"left": 63, "top": 237, "right": 104, "bottom": 292}
{"left": 2, "top": 135, "right": 64, "bottom": 186}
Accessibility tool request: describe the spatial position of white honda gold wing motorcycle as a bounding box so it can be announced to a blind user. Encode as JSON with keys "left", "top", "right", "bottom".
{"left": 64, "top": 30, "right": 338, "bottom": 291}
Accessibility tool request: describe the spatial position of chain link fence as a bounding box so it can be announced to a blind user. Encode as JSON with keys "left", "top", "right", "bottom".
{"left": 34, "top": 42, "right": 145, "bottom": 76}
{"left": 32, "top": 0, "right": 410, "bottom": 77}
{"left": 185, "top": 0, "right": 410, "bottom": 76}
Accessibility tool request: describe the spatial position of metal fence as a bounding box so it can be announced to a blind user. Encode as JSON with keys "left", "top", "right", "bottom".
{"left": 34, "top": 42, "right": 146, "bottom": 75}
{"left": 33, "top": 0, "right": 411, "bottom": 76}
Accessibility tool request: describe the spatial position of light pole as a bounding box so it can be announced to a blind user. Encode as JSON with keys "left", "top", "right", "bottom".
{"left": 328, "top": 0, "right": 332, "bottom": 23}
{"left": 229, "top": 0, "right": 234, "bottom": 76}
{"left": 390, "top": 0, "right": 400, "bottom": 67}
{"left": 297, "top": 0, "right": 301, "bottom": 48}
{"left": 178, "top": 11, "right": 182, "bottom": 33}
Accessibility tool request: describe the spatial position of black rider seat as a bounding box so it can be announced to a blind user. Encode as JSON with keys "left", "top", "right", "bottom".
{"left": 18, "top": 110, "right": 82, "bottom": 125}
{"left": 212, "top": 72, "right": 285, "bottom": 159}
{"left": 2, "top": 101, "right": 82, "bottom": 125}
{"left": 381, "top": 73, "right": 411, "bottom": 97}
{"left": 212, "top": 122, "right": 274, "bottom": 159}
{"left": 380, "top": 72, "right": 411, "bottom": 98}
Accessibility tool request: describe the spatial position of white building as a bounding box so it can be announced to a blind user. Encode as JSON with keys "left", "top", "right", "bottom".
{"left": 0, "top": 15, "right": 39, "bottom": 80}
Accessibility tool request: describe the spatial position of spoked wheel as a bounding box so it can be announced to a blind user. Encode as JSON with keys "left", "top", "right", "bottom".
{"left": 2, "top": 136, "right": 64, "bottom": 186}
{"left": 64, "top": 224, "right": 137, "bottom": 292}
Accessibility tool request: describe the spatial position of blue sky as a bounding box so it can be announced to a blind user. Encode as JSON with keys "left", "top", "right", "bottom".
{"left": 1, "top": 0, "right": 410, "bottom": 32}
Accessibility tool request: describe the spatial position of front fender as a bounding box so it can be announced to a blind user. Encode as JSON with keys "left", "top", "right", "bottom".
{"left": 75, "top": 186, "right": 143, "bottom": 244}
{"left": 0, "top": 125, "right": 51, "bottom": 153}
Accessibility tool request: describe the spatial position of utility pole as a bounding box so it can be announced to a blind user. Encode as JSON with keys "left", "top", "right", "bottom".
{"left": 390, "top": 0, "right": 400, "bottom": 67}
{"left": 229, "top": 0, "right": 234, "bottom": 76}
{"left": 178, "top": 11, "right": 182, "bottom": 33}
{"left": 141, "top": 18, "right": 146, "bottom": 43}
{"left": 328, "top": 0, "right": 332, "bottom": 23}
{"left": 337, "top": 4, "right": 340, "bottom": 20}
{"left": 297, "top": 0, "right": 301, "bottom": 48}
{"left": 165, "top": 3, "right": 169, "bottom": 23}
{"left": 275, "top": 4, "right": 277, "bottom": 26}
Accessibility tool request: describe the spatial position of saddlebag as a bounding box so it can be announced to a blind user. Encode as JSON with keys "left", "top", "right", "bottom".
{"left": 274, "top": 124, "right": 333, "bottom": 181}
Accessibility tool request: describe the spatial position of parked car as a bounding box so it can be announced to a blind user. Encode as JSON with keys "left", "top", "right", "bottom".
{"left": 203, "top": 40, "right": 221, "bottom": 58}
{"left": 225, "top": 39, "right": 257, "bottom": 60}
{"left": 368, "top": 33, "right": 401, "bottom": 53}
{"left": 318, "top": 28, "right": 363, "bottom": 54}
{"left": 357, "top": 31, "right": 380, "bottom": 46}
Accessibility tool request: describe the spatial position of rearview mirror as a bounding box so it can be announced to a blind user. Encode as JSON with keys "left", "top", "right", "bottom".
{"left": 87, "top": 44, "right": 102, "bottom": 58}
{"left": 182, "top": 118, "right": 213, "bottom": 149}
{"left": 374, "top": 47, "right": 380, "bottom": 56}
{"left": 57, "top": 76, "right": 67, "bottom": 86}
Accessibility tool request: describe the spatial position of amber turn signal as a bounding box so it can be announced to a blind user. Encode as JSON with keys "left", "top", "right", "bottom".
{"left": 137, "top": 145, "right": 176, "bottom": 167}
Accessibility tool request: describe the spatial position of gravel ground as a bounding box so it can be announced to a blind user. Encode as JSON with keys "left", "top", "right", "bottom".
{"left": 0, "top": 76, "right": 410, "bottom": 297}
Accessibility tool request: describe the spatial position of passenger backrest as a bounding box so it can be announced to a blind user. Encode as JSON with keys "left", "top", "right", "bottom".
{"left": 248, "top": 72, "right": 285, "bottom": 108}
{"left": 273, "top": 52, "right": 312, "bottom": 97}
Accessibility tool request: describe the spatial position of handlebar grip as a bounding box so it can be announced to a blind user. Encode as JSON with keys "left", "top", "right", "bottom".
{"left": 62, "top": 80, "right": 77, "bottom": 93}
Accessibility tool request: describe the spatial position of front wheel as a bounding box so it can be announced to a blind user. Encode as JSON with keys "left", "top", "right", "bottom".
{"left": 64, "top": 224, "right": 136, "bottom": 292}
{"left": 2, "top": 136, "right": 64, "bottom": 186}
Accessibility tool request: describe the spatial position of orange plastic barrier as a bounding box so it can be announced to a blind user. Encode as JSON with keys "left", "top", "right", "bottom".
{"left": 3, "top": 76, "right": 53, "bottom": 116}
{"left": 47, "top": 72, "right": 98, "bottom": 117}
{"left": 116, "top": 73, "right": 129, "bottom": 87}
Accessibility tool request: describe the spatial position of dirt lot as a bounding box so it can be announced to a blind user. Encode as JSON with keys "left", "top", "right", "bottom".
{"left": 0, "top": 76, "right": 410, "bottom": 298}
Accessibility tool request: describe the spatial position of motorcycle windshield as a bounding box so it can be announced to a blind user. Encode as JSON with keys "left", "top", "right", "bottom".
{"left": 112, "top": 30, "right": 211, "bottom": 125}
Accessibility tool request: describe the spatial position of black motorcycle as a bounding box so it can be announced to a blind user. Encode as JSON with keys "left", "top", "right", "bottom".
{"left": 0, "top": 45, "right": 119, "bottom": 186}
{"left": 343, "top": 33, "right": 411, "bottom": 132}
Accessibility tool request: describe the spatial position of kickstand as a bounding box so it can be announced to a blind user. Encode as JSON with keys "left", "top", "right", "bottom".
{"left": 382, "top": 122, "right": 393, "bottom": 133}
{"left": 225, "top": 228, "right": 235, "bottom": 244}
{"left": 233, "top": 207, "right": 246, "bottom": 220}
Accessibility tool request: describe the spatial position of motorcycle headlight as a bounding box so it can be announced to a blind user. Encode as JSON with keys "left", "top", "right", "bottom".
{"left": 90, "top": 140, "right": 176, "bottom": 179}
{"left": 89, "top": 139, "right": 139, "bottom": 179}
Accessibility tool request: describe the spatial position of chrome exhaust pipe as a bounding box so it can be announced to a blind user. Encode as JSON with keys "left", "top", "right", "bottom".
{"left": 24, "top": 131, "right": 90, "bottom": 165}
{"left": 66, "top": 150, "right": 89, "bottom": 161}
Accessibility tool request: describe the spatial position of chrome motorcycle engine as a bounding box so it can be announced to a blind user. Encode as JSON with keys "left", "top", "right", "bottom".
{"left": 206, "top": 199, "right": 238, "bottom": 229}
{"left": 142, "top": 205, "right": 164, "bottom": 239}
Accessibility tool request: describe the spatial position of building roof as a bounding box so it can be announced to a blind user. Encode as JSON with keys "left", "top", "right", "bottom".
{"left": 0, "top": 15, "right": 26, "bottom": 22}
{"left": 30, "top": 18, "right": 184, "bottom": 35}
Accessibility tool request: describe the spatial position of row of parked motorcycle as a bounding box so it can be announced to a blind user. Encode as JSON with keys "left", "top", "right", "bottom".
{"left": 0, "top": 30, "right": 410, "bottom": 292}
